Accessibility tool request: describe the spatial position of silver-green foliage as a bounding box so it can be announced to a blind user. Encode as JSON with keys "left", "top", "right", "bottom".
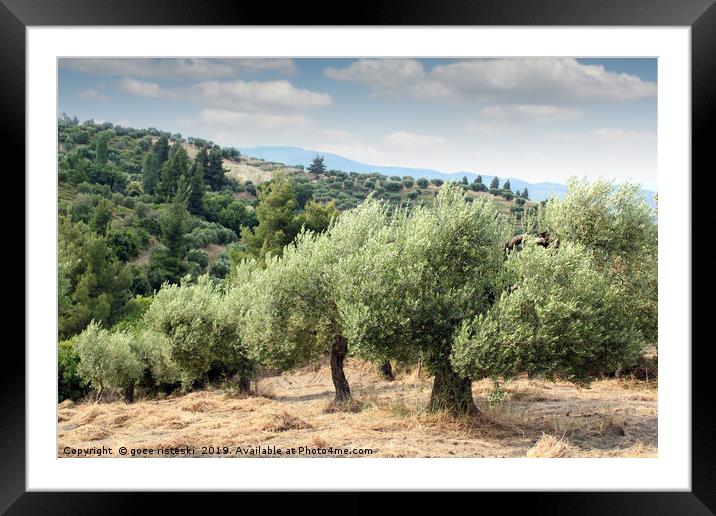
{"left": 451, "top": 240, "right": 642, "bottom": 383}
{"left": 334, "top": 184, "right": 509, "bottom": 367}
{"left": 130, "top": 329, "right": 181, "bottom": 386}
{"left": 75, "top": 321, "right": 143, "bottom": 393}
{"left": 239, "top": 198, "right": 393, "bottom": 370}
{"left": 144, "top": 275, "right": 252, "bottom": 386}
{"left": 538, "top": 177, "right": 657, "bottom": 343}
{"left": 240, "top": 231, "right": 337, "bottom": 370}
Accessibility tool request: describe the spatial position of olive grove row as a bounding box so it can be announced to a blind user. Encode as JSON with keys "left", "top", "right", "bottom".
{"left": 67, "top": 178, "right": 657, "bottom": 415}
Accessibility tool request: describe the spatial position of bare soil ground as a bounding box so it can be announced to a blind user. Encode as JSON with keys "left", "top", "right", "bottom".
{"left": 58, "top": 358, "right": 657, "bottom": 458}
{"left": 183, "top": 142, "right": 296, "bottom": 185}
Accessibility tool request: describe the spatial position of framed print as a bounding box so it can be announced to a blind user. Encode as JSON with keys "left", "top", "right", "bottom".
{"left": 5, "top": 0, "right": 714, "bottom": 512}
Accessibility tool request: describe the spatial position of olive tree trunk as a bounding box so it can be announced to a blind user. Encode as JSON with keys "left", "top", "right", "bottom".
{"left": 379, "top": 361, "right": 395, "bottom": 381}
{"left": 237, "top": 376, "right": 251, "bottom": 393}
{"left": 124, "top": 382, "right": 135, "bottom": 403}
{"left": 330, "top": 335, "right": 351, "bottom": 401}
{"left": 427, "top": 363, "right": 477, "bottom": 416}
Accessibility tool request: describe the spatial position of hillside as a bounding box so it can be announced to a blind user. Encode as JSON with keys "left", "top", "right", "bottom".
{"left": 198, "top": 144, "right": 538, "bottom": 217}
{"left": 238, "top": 145, "right": 657, "bottom": 206}
{"left": 57, "top": 118, "right": 535, "bottom": 341}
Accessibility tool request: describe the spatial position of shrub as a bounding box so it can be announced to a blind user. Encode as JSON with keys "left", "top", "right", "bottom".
{"left": 58, "top": 339, "right": 89, "bottom": 401}
{"left": 184, "top": 221, "right": 237, "bottom": 249}
{"left": 209, "top": 254, "right": 230, "bottom": 279}
{"left": 384, "top": 181, "right": 402, "bottom": 192}
{"left": 186, "top": 249, "right": 209, "bottom": 269}
{"left": 106, "top": 225, "right": 150, "bottom": 261}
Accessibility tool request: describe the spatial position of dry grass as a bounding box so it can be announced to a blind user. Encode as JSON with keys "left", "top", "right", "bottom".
{"left": 259, "top": 412, "right": 312, "bottom": 432}
{"left": 58, "top": 359, "right": 657, "bottom": 458}
{"left": 526, "top": 434, "right": 576, "bottom": 458}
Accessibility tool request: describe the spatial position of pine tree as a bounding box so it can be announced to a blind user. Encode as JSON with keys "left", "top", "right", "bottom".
{"left": 489, "top": 177, "right": 500, "bottom": 190}
{"left": 239, "top": 173, "right": 298, "bottom": 262}
{"left": 205, "top": 146, "right": 225, "bottom": 191}
{"left": 308, "top": 155, "right": 326, "bottom": 175}
{"left": 90, "top": 199, "right": 113, "bottom": 236}
{"left": 504, "top": 179, "right": 511, "bottom": 192}
{"left": 141, "top": 153, "right": 161, "bottom": 195}
{"left": 461, "top": 176, "right": 468, "bottom": 185}
{"left": 187, "top": 158, "right": 206, "bottom": 215}
{"left": 195, "top": 147, "right": 209, "bottom": 173}
{"left": 142, "top": 137, "right": 170, "bottom": 195}
{"left": 154, "top": 135, "right": 170, "bottom": 165}
{"left": 160, "top": 175, "right": 190, "bottom": 260}
{"left": 159, "top": 142, "right": 189, "bottom": 200}
{"left": 523, "top": 188, "right": 529, "bottom": 200}
{"left": 475, "top": 175, "right": 483, "bottom": 184}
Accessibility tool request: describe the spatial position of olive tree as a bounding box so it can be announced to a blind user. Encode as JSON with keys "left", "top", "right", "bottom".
{"left": 144, "top": 276, "right": 254, "bottom": 390}
{"left": 239, "top": 200, "right": 392, "bottom": 402}
{"left": 451, "top": 241, "right": 642, "bottom": 385}
{"left": 239, "top": 181, "right": 650, "bottom": 416}
{"left": 538, "top": 178, "right": 657, "bottom": 344}
{"left": 335, "top": 184, "right": 645, "bottom": 415}
{"left": 333, "top": 185, "right": 508, "bottom": 414}
{"left": 75, "top": 321, "right": 143, "bottom": 402}
{"left": 129, "top": 329, "right": 182, "bottom": 395}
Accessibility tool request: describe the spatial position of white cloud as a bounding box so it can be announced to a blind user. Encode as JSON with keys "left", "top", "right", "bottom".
{"left": 197, "top": 109, "right": 312, "bottom": 131}
{"left": 324, "top": 59, "right": 426, "bottom": 89}
{"left": 321, "top": 129, "right": 352, "bottom": 140}
{"left": 116, "top": 76, "right": 331, "bottom": 115}
{"left": 325, "top": 58, "right": 656, "bottom": 103}
{"left": 60, "top": 58, "right": 297, "bottom": 79}
{"left": 119, "top": 77, "right": 165, "bottom": 98}
{"left": 430, "top": 58, "right": 656, "bottom": 101}
{"left": 79, "top": 89, "right": 108, "bottom": 100}
{"left": 480, "top": 104, "right": 583, "bottom": 121}
{"left": 384, "top": 131, "right": 447, "bottom": 147}
{"left": 193, "top": 79, "right": 331, "bottom": 111}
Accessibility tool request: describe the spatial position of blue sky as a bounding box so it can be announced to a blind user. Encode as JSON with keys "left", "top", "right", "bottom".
{"left": 58, "top": 58, "right": 657, "bottom": 189}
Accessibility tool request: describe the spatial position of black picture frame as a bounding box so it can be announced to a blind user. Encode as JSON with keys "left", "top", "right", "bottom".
{"left": 4, "top": 0, "right": 712, "bottom": 513}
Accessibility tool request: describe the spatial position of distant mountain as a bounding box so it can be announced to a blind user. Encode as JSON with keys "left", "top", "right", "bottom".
{"left": 238, "top": 146, "right": 656, "bottom": 206}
